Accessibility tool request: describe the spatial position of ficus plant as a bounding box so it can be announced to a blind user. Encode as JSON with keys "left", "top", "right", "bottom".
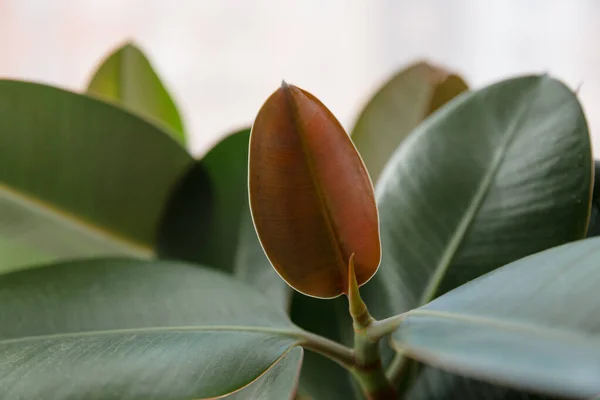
{"left": 0, "top": 41, "right": 599, "bottom": 400}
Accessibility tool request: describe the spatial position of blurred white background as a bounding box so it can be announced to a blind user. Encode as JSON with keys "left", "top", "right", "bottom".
{"left": 2, "top": 0, "right": 600, "bottom": 156}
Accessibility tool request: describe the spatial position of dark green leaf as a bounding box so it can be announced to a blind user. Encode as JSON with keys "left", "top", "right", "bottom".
{"left": 406, "top": 368, "right": 556, "bottom": 400}
{"left": 0, "top": 259, "right": 302, "bottom": 399}
{"left": 351, "top": 61, "right": 468, "bottom": 183}
{"left": 585, "top": 160, "right": 600, "bottom": 237}
{"left": 0, "top": 81, "right": 192, "bottom": 273}
{"left": 157, "top": 128, "right": 290, "bottom": 306}
{"left": 87, "top": 42, "right": 186, "bottom": 144}
{"left": 394, "top": 237, "right": 600, "bottom": 398}
{"left": 361, "top": 75, "right": 592, "bottom": 397}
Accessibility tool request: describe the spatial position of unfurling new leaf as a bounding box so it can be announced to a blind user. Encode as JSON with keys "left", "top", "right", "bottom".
{"left": 249, "top": 82, "right": 381, "bottom": 298}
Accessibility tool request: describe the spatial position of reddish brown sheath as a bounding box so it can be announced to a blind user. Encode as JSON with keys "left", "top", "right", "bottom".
{"left": 249, "top": 82, "right": 381, "bottom": 298}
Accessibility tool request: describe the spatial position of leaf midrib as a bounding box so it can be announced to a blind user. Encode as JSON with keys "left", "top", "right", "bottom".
{"left": 398, "top": 308, "right": 600, "bottom": 346}
{"left": 418, "top": 80, "right": 541, "bottom": 306}
{"left": 0, "top": 325, "right": 303, "bottom": 345}
{"left": 284, "top": 87, "right": 348, "bottom": 288}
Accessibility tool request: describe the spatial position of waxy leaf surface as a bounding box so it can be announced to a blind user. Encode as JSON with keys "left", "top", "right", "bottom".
{"left": 0, "top": 259, "right": 303, "bottom": 399}
{"left": 394, "top": 237, "right": 600, "bottom": 398}
{"left": 249, "top": 83, "right": 380, "bottom": 298}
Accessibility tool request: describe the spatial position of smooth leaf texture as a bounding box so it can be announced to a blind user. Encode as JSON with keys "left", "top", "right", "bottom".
{"left": 351, "top": 61, "right": 468, "bottom": 182}
{"left": 0, "top": 259, "right": 303, "bottom": 399}
{"left": 157, "top": 128, "right": 290, "bottom": 306}
{"left": 227, "top": 347, "right": 303, "bottom": 400}
{"left": 363, "top": 74, "right": 591, "bottom": 318}
{"left": 87, "top": 42, "right": 186, "bottom": 144}
{"left": 361, "top": 74, "right": 591, "bottom": 398}
{"left": 393, "top": 237, "right": 600, "bottom": 398}
{"left": 0, "top": 81, "right": 192, "bottom": 272}
{"left": 249, "top": 82, "right": 381, "bottom": 298}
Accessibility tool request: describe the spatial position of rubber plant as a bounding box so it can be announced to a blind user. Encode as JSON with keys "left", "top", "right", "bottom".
{"left": 0, "top": 42, "right": 598, "bottom": 400}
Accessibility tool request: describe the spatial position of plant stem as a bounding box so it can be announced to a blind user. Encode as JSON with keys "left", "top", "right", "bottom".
{"left": 350, "top": 327, "right": 397, "bottom": 399}
{"left": 347, "top": 255, "right": 397, "bottom": 399}
{"left": 295, "top": 329, "right": 355, "bottom": 368}
{"left": 366, "top": 314, "right": 404, "bottom": 342}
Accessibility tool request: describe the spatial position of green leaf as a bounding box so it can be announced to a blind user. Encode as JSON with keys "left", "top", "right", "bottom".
{"left": 0, "top": 81, "right": 192, "bottom": 273}
{"left": 87, "top": 42, "right": 186, "bottom": 144}
{"left": 227, "top": 347, "right": 303, "bottom": 400}
{"left": 157, "top": 128, "right": 290, "bottom": 306}
{"left": 361, "top": 74, "right": 592, "bottom": 396}
{"left": 0, "top": 259, "right": 303, "bottom": 399}
{"left": 393, "top": 237, "right": 600, "bottom": 398}
{"left": 586, "top": 160, "right": 600, "bottom": 237}
{"left": 406, "top": 368, "right": 556, "bottom": 400}
{"left": 351, "top": 61, "right": 468, "bottom": 183}
{"left": 364, "top": 74, "right": 591, "bottom": 319}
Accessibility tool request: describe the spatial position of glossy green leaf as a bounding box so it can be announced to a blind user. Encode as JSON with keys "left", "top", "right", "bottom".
{"left": 351, "top": 62, "right": 468, "bottom": 182}
{"left": 87, "top": 42, "right": 186, "bottom": 144}
{"left": 361, "top": 75, "right": 592, "bottom": 396}
{"left": 157, "top": 128, "right": 291, "bottom": 306}
{"left": 393, "top": 237, "right": 600, "bottom": 398}
{"left": 0, "top": 259, "right": 303, "bottom": 399}
{"left": 0, "top": 81, "right": 192, "bottom": 273}
{"left": 363, "top": 74, "right": 591, "bottom": 320}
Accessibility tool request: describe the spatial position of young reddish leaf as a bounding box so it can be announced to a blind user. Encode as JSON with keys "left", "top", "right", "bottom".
{"left": 249, "top": 82, "right": 381, "bottom": 298}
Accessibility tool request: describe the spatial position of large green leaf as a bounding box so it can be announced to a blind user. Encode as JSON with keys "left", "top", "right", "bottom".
{"left": 87, "top": 42, "right": 186, "bottom": 144}
{"left": 0, "top": 81, "right": 192, "bottom": 272}
{"left": 393, "top": 237, "right": 600, "bottom": 398}
{"left": 351, "top": 61, "right": 468, "bottom": 183}
{"left": 364, "top": 74, "right": 591, "bottom": 324}
{"left": 0, "top": 259, "right": 303, "bottom": 399}
{"left": 157, "top": 128, "right": 290, "bottom": 306}
{"left": 361, "top": 75, "right": 592, "bottom": 396}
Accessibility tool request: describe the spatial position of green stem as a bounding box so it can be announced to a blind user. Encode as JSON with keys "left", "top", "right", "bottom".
{"left": 295, "top": 329, "right": 355, "bottom": 368}
{"left": 351, "top": 327, "right": 397, "bottom": 399}
{"left": 347, "top": 254, "right": 397, "bottom": 399}
{"left": 366, "top": 314, "right": 404, "bottom": 342}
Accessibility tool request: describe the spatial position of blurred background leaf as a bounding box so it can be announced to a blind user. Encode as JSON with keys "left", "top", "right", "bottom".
{"left": 87, "top": 42, "right": 187, "bottom": 145}
{"left": 0, "top": 81, "right": 192, "bottom": 273}
{"left": 157, "top": 128, "right": 291, "bottom": 307}
{"left": 351, "top": 62, "right": 468, "bottom": 182}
